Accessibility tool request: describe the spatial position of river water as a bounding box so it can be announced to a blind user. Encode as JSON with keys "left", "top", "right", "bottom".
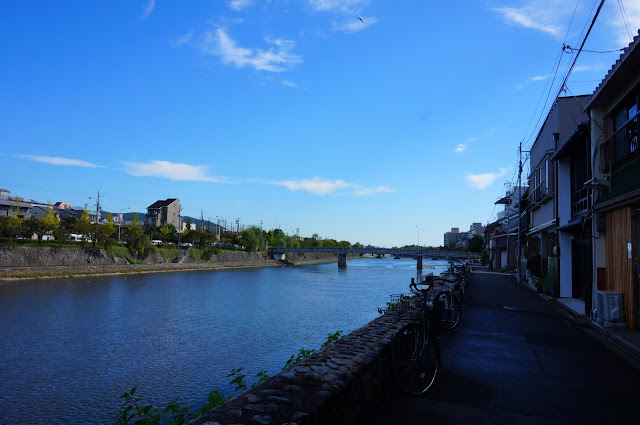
{"left": 0, "top": 257, "right": 449, "bottom": 424}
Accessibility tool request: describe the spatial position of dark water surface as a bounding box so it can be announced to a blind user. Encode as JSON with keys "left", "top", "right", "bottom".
{"left": 0, "top": 258, "right": 448, "bottom": 424}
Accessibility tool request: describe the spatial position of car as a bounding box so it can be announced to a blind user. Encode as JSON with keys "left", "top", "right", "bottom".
{"left": 151, "top": 240, "right": 163, "bottom": 245}
{"left": 178, "top": 242, "right": 192, "bottom": 248}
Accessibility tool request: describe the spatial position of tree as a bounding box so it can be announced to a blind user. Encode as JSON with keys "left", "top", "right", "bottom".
{"left": 124, "top": 212, "right": 152, "bottom": 254}
{"left": 10, "top": 197, "right": 25, "bottom": 238}
{"left": 24, "top": 216, "right": 45, "bottom": 243}
{"left": 95, "top": 213, "right": 116, "bottom": 250}
{"left": 311, "top": 233, "right": 323, "bottom": 248}
{"left": 468, "top": 234, "right": 484, "bottom": 253}
{"left": 74, "top": 203, "right": 93, "bottom": 243}
{"left": 240, "top": 226, "right": 267, "bottom": 252}
{"left": 42, "top": 201, "right": 59, "bottom": 240}
{"left": 158, "top": 223, "right": 172, "bottom": 243}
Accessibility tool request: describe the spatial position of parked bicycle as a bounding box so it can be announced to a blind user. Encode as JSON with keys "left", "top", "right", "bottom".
{"left": 388, "top": 282, "right": 440, "bottom": 395}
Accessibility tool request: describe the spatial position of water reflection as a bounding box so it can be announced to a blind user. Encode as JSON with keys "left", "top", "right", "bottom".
{"left": 0, "top": 258, "right": 449, "bottom": 424}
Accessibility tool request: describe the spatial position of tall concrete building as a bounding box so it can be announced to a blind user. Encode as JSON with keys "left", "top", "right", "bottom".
{"left": 145, "top": 198, "right": 181, "bottom": 229}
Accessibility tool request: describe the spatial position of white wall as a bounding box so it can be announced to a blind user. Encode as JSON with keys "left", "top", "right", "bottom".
{"left": 558, "top": 232, "right": 572, "bottom": 297}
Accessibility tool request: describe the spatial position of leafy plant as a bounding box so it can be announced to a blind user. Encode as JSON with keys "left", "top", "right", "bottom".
{"left": 115, "top": 330, "right": 343, "bottom": 423}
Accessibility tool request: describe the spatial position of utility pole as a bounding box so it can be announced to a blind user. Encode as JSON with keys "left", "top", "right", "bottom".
{"left": 517, "top": 142, "right": 522, "bottom": 284}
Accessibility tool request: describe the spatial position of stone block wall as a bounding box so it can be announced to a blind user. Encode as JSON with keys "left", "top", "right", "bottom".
{"left": 190, "top": 313, "right": 403, "bottom": 425}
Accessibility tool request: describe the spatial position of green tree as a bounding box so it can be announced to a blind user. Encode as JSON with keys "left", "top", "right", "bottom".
{"left": 74, "top": 203, "right": 93, "bottom": 243}
{"left": 468, "top": 234, "right": 483, "bottom": 253}
{"left": 125, "top": 213, "right": 152, "bottom": 254}
{"left": 24, "top": 216, "right": 44, "bottom": 243}
{"left": 96, "top": 214, "right": 116, "bottom": 250}
{"left": 158, "top": 223, "right": 172, "bottom": 243}
{"left": 42, "top": 201, "right": 60, "bottom": 240}
{"left": 240, "top": 226, "right": 267, "bottom": 252}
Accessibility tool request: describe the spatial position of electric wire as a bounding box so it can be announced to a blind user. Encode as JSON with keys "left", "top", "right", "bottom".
{"left": 617, "top": 0, "right": 634, "bottom": 42}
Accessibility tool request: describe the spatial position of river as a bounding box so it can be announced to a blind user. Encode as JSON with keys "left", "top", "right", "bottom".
{"left": 0, "top": 257, "right": 449, "bottom": 424}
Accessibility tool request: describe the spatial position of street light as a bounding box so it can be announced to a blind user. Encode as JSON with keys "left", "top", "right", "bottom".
{"left": 118, "top": 207, "right": 130, "bottom": 243}
{"left": 118, "top": 207, "right": 131, "bottom": 243}
{"left": 416, "top": 226, "right": 420, "bottom": 252}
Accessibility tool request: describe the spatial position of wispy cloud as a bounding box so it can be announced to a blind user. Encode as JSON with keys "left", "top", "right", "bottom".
{"left": 123, "top": 160, "right": 226, "bottom": 182}
{"left": 454, "top": 137, "right": 479, "bottom": 153}
{"left": 204, "top": 28, "right": 302, "bottom": 72}
{"left": 227, "top": 0, "right": 253, "bottom": 11}
{"left": 516, "top": 74, "right": 549, "bottom": 90}
{"left": 354, "top": 185, "right": 395, "bottom": 196}
{"left": 466, "top": 168, "right": 507, "bottom": 190}
{"left": 265, "top": 177, "right": 393, "bottom": 196}
{"left": 332, "top": 16, "right": 379, "bottom": 33}
{"left": 308, "top": 0, "right": 378, "bottom": 32}
{"left": 9, "top": 154, "right": 105, "bottom": 168}
{"left": 281, "top": 79, "right": 298, "bottom": 88}
{"left": 171, "top": 32, "right": 193, "bottom": 48}
{"left": 608, "top": 1, "right": 640, "bottom": 46}
{"left": 271, "top": 177, "right": 352, "bottom": 195}
{"left": 308, "top": 0, "right": 370, "bottom": 14}
{"left": 142, "top": 0, "right": 156, "bottom": 19}
{"left": 492, "top": 0, "right": 575, "bottom": 39}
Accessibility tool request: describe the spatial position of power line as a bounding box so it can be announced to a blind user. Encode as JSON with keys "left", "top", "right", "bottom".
{"left": 563, "top": 45, "right": 625, "bottom": 54}
{"left": 617, "top": 0, "right": 634, "bottom": 42}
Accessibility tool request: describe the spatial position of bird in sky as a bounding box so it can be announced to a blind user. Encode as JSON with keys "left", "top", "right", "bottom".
{"left": 357, "top": 17, "right": 363, "bottom": 22}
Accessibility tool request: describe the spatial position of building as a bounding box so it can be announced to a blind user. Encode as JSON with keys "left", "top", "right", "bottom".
{"left": 486, "top": 186, "right": 526, "bottom": 270}
{"left": 552, "top": 119, "right": 593, "bottom": 308}
{"left": 145, "top": 199, "right": 181, "bottom": 229}
{"left": 468, "top": 223, "right": 484, "bottom": 239}
{"left": 526, "top": 95, "right": 590, "bottom": 295}
{"left": 0, "top": 189, "right": 33, "bottom": 219}
{"left": 444, "top": 228, "right": 462, "bottom": 249}
{"left": 586, "top": 30, "right": 640, "bottom": 329}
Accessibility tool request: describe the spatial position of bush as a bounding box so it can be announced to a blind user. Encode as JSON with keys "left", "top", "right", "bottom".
{"left": 107, "top": 246, "right": 133, "bottom": 262}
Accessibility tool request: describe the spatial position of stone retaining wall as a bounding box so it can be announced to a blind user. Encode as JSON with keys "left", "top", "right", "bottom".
{"left": 190, "top": 313, "right": 402, "bottom": 425}
{"left": 0, "top": 247, "right": 338, "bottom": 268}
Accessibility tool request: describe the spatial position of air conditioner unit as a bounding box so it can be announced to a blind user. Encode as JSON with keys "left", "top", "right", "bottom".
{"left": 594, "top": 290, "right": 606, "bottom": 325}
{"left": 602, "top": 291, "right": 624, "bottom": 327}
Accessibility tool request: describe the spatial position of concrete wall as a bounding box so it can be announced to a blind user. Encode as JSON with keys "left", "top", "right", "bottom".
{"left": 190, "top": 313, "right": 402, "bottom": 425}
{"left": 0, "top": 247, "right": 338, "bottom": 268}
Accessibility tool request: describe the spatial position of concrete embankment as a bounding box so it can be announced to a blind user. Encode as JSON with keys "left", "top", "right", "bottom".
{"left": 0, "top": 247, "right": 338, "bottom": 281}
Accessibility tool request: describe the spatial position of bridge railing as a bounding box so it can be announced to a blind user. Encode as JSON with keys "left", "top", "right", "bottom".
{"left": 270, "top": 247, "right": 480, "bottom": 258}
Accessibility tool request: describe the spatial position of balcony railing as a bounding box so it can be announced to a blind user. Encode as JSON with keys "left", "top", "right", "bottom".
{"left": 571, "top": 186, "right": 589, "bottom": 216}
{"left": 600, "top": 111, "right": 640, "bottom": 173}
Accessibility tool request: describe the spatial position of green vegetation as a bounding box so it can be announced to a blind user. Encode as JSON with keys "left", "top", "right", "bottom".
{"left": 114, "top": 330, "right": 343, "bottom": 425}
{"left": 159, "top": 248, "right": 179, "bottom": 263}
{"left": 107, "top": 246, "right": 133, "bottom": 262}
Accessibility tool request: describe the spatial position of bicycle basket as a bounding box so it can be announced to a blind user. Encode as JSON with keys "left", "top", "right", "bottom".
{"left": 389, "top": 293, "right": 425, "bottom": 323}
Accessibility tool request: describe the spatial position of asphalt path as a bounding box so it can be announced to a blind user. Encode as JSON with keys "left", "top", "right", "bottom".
{"left": 369, "top": 267, "right": 640, "bottom": 425}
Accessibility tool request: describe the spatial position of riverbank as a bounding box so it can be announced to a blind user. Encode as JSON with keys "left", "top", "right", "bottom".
{"left": 0, "top": 247, "right": 340, "bottom": 282}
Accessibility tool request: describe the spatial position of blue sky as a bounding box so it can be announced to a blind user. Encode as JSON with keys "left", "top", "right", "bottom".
{"left": 1, "top": 0, "right": 638, "bottom": 247}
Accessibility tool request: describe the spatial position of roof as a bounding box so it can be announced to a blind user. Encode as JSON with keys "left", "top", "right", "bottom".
{"left": 551, "top": 121, "right": 590, "bottom": 160}
{"left": 147, "top": 198, "right": 179, "bottom": 209}
{"left": 586, "top": 29, "right": 640, "bottom": 109}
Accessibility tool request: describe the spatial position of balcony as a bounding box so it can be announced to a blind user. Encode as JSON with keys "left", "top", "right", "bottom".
{"left": 600, "top": 111, "right": 640, "bottom": 173}
{"left": 532, "top": 182, "right": 552, "bottom": 204}
{"left": 571, "top": 186, "right": 590, "bottom": 216}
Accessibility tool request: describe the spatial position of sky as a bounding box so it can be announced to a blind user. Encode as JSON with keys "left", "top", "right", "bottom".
{"left": 1, "top": 0, "right": 639, "bottom": 247}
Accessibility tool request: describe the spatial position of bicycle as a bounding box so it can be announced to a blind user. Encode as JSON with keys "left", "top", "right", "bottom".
{"left": 388, "top": 283, "right": 440, "bottom": 395}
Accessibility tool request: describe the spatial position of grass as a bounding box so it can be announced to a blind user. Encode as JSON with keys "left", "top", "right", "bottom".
{"left": 159, "top": 248, "right": 179, "bottom": 262}
{"left": 107, "top": 245, "right": 133, "bottom": 262}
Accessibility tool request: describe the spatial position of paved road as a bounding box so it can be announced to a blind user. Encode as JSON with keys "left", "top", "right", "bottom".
{"left": 370, "top": 267, "right": 640, "bottom": 425}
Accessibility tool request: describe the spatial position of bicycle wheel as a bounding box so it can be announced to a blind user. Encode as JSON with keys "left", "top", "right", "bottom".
{"left": 433, "top": 291, "right": 461, "bottom": 330}
{"left": 391, "top": 324, "right": 440, "bottom": 395}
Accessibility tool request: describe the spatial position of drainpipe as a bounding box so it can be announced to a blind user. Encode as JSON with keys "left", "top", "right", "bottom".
{"left": 553, "top": 132, "right": 560, "bottom": 295}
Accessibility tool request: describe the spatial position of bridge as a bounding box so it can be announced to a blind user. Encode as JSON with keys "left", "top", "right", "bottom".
{"left": 270, "top": 247, "right": 480, "bottom": 269}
